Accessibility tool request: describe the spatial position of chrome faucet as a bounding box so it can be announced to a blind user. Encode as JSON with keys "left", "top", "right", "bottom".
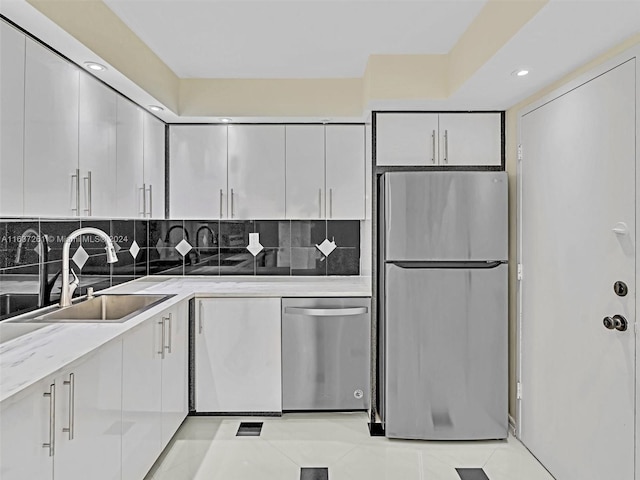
{"left": 60, "top": 227, "right": 118, "bottom": 307}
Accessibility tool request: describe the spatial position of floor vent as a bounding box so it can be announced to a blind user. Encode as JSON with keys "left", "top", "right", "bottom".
{"left": 456, "top": 468, "right": 490, "bottom": 480}
{"left": 300, "top": 467, "right": 329, "bottom": 480}
{"left": 236, "top": 422, "right": 263, "bottom": 436}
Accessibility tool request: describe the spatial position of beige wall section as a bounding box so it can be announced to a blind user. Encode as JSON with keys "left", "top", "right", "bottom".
{"left": 26, "top": 0, "right": 180, "bottom": 112}
{"left": 448, "top": 0, "right": 547, "bottom": 95}
{"left": 363, "top": 55, "right": 448, "bottom": 101}
{"left": 505, "top": 32, "right": 640, "bottom": 419}
{"left": 179, "top": 78, "right": 363, "bottom": 117}
{"left": 26, "top": 0, "right": 544, "bottom": 117}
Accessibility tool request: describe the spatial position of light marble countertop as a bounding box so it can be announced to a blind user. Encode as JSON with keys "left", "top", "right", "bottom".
{"left": 0, "top": 276, "right": 371, "bottom": 404}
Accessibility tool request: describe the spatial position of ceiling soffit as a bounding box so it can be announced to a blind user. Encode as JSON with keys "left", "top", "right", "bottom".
{"left": 24, "top": 0, "right": 548, "bottom": 117}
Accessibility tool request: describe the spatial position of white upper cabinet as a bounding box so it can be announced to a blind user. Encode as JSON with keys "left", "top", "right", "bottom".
{"left": 325, "top": 125, "right": 365, "bottom": 219}
{"left": 0, "top": 22, "right": 25, "bottom": 217}
{"left": 375, "top": 112, "right": 502, "bottom": 167}
{"left": 115, "top": 97, "right": 145, "bottom": 218}
{"left": 438, "top": 113, "right": 501, "bottom": 166}
{"left": 285, "top": 125, "right": 325, "bottom": 219}
{"left": 78, "top": 73, "right": 117, "bottom": 217}
{"left": 170, "top": 125, "right": 228, "bottom": 219}
{"left": 23, "top": 38, "right": 80, "bottom": 217}
{"left": 143, "top": 113, "right": 166, "bottom": 218}
{"left": 376, "top": 113, "right": 439, "bottom": 166}
{"left": 228, "top": 125, "right": 286, "bottom": 219}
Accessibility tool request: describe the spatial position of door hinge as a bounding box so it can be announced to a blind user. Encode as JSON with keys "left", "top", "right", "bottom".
{"left": 516, "top": 382, "right": 522, "bottom": 400}
{"left": 517, "top": 264, "right": 523, "bottom": 281}
{"left": 517, "top": 144, "right": 523, "bottom": 161}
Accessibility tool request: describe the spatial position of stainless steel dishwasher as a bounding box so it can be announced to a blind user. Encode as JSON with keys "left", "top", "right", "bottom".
{"left": 282, "top": 297, "right": 371, "bottom": 411}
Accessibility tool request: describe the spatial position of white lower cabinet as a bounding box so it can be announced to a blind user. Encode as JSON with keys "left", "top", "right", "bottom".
{"left": 195, "top": 297, "right": 282, "bottom": 412}
{"left": 0, "top": 377, "right": 54, "bottom": 480}
{"left": 160, "top": 301, "right": 189, "bottom": 449}
{"left": 122, "top": 302, "right": 188, "bottom": 479}
{"left": 0, "top": 337, "right": 123, "bottom": 480}
{"left": 54, "top": 338, "right": 123, "bottom": 480}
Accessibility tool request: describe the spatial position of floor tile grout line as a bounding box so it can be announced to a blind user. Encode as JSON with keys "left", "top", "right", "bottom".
{"left": 482, "top": 447, "right": 499, "bottom": 469}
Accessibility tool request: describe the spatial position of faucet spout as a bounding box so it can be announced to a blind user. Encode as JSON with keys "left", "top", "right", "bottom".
{"left": 60, "top": 227, "right": 118, "bottom": 307}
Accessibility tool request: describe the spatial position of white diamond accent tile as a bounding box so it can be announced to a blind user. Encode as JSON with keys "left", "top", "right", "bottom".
{"left": 72, "top": 245, "right": 89, "bottom": 270}
{"left": 315, "top": 238, "right": 337, "bottom": 257}
{"left": 175, "top": 239, "right": 193, "bottom": 257}
{"left": 114, "top": 242, "right": 122, "bottom": 253}
{"left": 33, "top": 242, "right": 43, "bottom": 258}
{"left": 129, "top": 240, "right": 140, "bottom": 259}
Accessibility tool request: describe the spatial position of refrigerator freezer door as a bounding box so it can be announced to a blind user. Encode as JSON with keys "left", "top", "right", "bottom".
{"left": 384, "top": 263, "right": 508, "bottom": 440}
{"left": 384, "top": 171, "right": 508, "bottom": 262}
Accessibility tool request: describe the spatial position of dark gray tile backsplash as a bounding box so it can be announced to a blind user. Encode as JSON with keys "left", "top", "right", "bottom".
{"left": 0, "top": 217, "right": 361, "bottom": 318}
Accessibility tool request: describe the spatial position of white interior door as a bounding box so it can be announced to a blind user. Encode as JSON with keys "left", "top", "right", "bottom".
{"left": 519, "top": 59, "right": 636, "bottom": 480}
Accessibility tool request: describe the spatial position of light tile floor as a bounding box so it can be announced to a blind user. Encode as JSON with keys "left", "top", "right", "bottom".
{"left": 144, "top": 413, "right": 555, "bottom": 480}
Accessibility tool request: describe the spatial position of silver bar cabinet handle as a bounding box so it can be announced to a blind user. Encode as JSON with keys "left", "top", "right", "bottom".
{"left": 199, "top": 301, "right": 203, "bottom": 334}
{"left": 219, "top": 189, "right": 224, "bottom": 218}
{"left": 431, "top": 130, "right": 436, "bottom": 164}
{"left": 329, "top": 188, "right": 333, "bottom": 218}
{"left": 230, "top": 188, "right": 235, "bottom": 218}
{"left": 158, "top": 318, "right": 165, "bottom": 359}
{"left": 139, "top": 184, "right": 146, "bottom": 217}
{"left": 42, "top": 384, "right": 55, "bottom": 456}
{"left": 83, "top": 171, "right": 92, "bottom": 216}
{"left": 318, "top": 189, "right": 322, "bottom": 218}
{"left": 284, "top": 307, "right": 368, "bottom": 316}
{"left": 62, "top": 373, "right": 75, "bottom": 440}
{"left": 164, "top": 313, "right": 172, "bottom": 353}
{"left": 71, "top": 169, "right": 80, "bottom": 215}
{"left": 147, "top": 184, "right": 153, "bottom": 218}
{"left": 443, "top": 130, "right": 449, "bottom": 164}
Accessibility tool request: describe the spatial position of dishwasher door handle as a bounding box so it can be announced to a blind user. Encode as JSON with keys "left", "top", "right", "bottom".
{"left": 284, "top": 307, "right": 368, "bottom": 316}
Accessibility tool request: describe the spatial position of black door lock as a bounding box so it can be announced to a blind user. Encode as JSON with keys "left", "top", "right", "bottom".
{"left": 614, "top": 281, "right": 628, "bottom": 297}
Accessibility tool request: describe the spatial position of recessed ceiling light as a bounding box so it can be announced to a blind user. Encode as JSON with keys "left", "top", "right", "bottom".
{"left": 512, "top": 69, "right": 529, "bottom": 77}
{"left": 149, "top": 105, "right": 164, "bottom": 112}
{"left": 220, "top": 118, "right": 231, "bottom": 123}
{"left": 84, "top": 62, "right": 107, "bottom": 72}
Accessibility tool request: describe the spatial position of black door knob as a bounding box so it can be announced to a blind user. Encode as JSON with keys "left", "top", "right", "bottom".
{"left": 603, "top": 316, "right": 615, "bottom": 330}
{"left": 613, "top": 314, "right": 628, "bottom": 332}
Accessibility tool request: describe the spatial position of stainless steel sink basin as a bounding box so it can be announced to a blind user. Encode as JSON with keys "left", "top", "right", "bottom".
{"left": 25, "top": 294, "right": 173, "bottom": 323}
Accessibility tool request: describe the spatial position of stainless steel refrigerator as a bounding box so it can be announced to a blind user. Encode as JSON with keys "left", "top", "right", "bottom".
{"left": 379, "top": 171, "right": 508, "bottom": 440}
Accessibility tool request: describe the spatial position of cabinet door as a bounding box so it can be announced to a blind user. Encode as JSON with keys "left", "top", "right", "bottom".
{"left": 79, "top": 73, "right": 117, "bottom": 218}
{"left": 23, "top": 39, "right": 79, "bottom": 217}
{"left": 122, "top": 316, "right": 162, "bottom": 480}
{"left": 116, "top": 97, "right": 144, "bottom": 217}
{"left": 160, "top": 302, "right": 189, "bottom": 449}
{"left": 325, "top": 125, "right": 365, "bottom": 219}
{"left": 285, "top": 125, "right": 325, "bottom": 219}
{"left": 438, "top": 113, "right": 501, "bottom": 166}
{"left": 228, "top": 125, "right": 286, "bottom": 219}
{"left": 54, "top": 339, "right": 122, "bottom": 480}
{"left": 375, "top": 113, "right": 438, "bottom": 166}
{"left": 170, "top": 125, "right": 228, "bottom": 219}
{"left": 0, "top": 378, "right": 54, "bottom": 480}
{"left": 0, "top": 22, "right": 25, "bottom": 216}
{"left": 195, "top": 298, "right": 282, "bottom": 412}
{"left": 143, "top": 113, "right": 166, "bottom": 219}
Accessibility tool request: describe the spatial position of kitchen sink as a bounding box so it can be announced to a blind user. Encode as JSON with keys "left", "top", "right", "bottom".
{"left": 22, "top": 294, "right": 173, "bottom": 323}
{"left": 0, "top": 293, "right": 41, "bottom": 320}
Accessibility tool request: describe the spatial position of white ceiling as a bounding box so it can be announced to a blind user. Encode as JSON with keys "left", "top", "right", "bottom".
{"left": 102, "top": 0, "right": 487, "bottom": 78}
